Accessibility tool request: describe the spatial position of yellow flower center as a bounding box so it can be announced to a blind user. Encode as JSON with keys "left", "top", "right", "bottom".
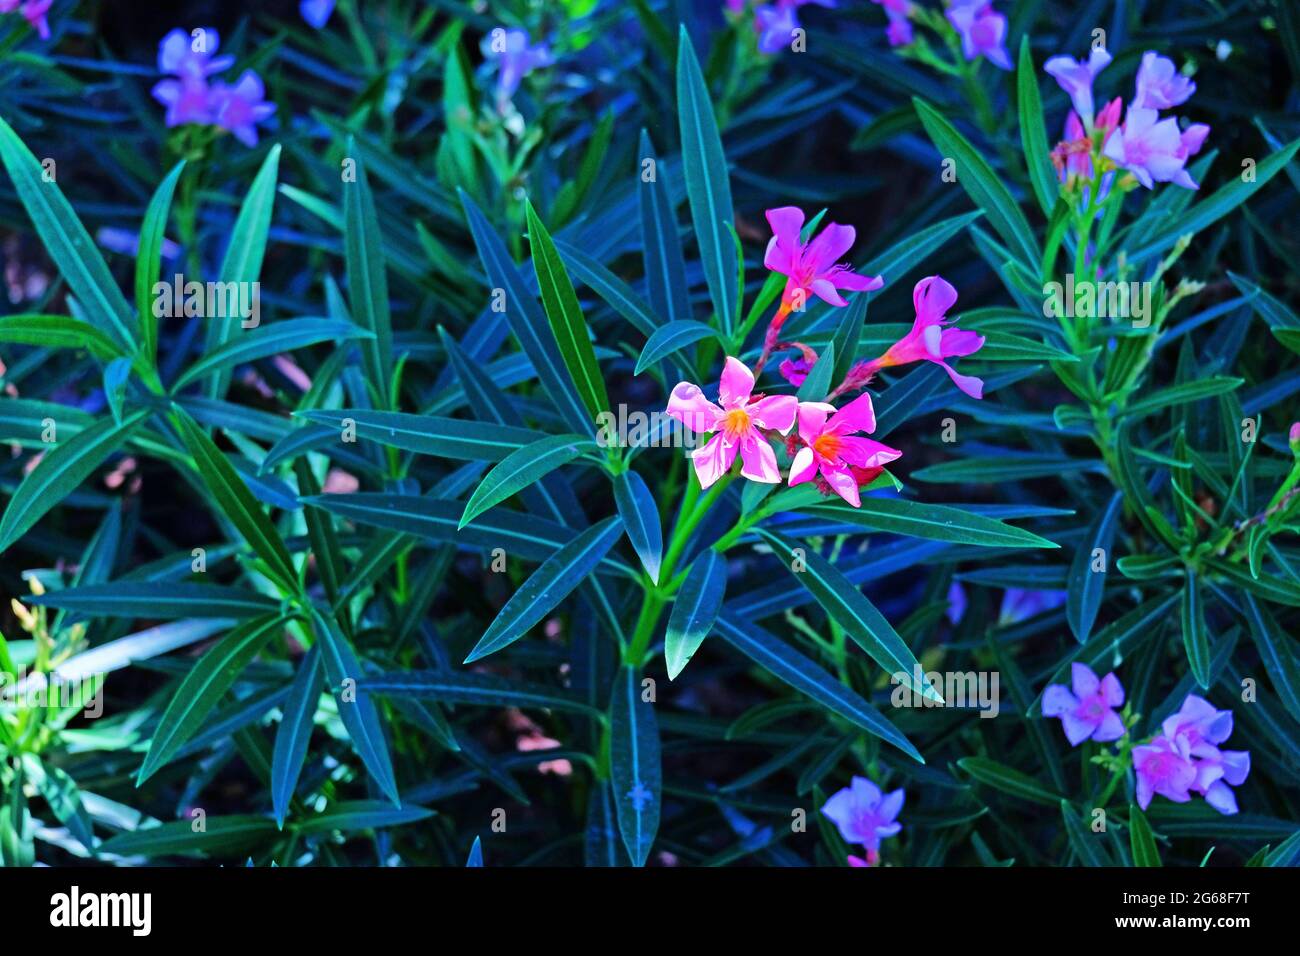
{"left": 813, "top": 433, "right": 843, "bottom": 460}
{"left": 722, "top": 408, "right": 751, "bottom": 437}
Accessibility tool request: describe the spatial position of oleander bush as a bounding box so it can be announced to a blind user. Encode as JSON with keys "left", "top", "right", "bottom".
{"left": 1, "top": 0, "right": 1299, "bottom": 867}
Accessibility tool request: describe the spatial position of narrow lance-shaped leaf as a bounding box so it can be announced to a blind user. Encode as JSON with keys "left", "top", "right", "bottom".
{"left": 173, "top": 319, "right": 372, "bottom": 392}
{"left": 1181, "top": 570, "right": 1211, "bottom": 689}
{"left": 1060, "top": 799, "right": 1113, "bottom": 866}
{"left": 465, "top": 517, "right": 625, "bottom": 663}
{"left": 203, "top": 144, "right": 282, "bottom": 398}
{"left": 665, "top": 549, "right": 726, "bottom": 679}
{"left": 0, "top": 315, "right": 124, "bottom": 359}
{"left": 800, "top": 497, "right": 1058, "bottom": 550}
{"left": 957, "top": 757, "right": 1059, "bottom": 806}
{"left": 676, "top": 25, "right": 738, "bottom": 333}
{"left": 754, "top": 528, "right": 943, "bottom": 703}
{"left": 612, "top": 470, "right": 663, "bottom": 584}
{"left": 1067, "top": 491, "right": 1122, "bottom": 643}
{"left": 609, "top": 664, "right": 661, "bottom": 867}
{"left": 137, "top": 615, "right": 286, "bottom": 784}
{"left": 298, "top": 409, "right": 544, "bottom": 462}
{"left": 137, "top": 160, "right": 186, "bottom": 364}
{"left": 635, "top": 320, "right": 721, "bottom": 374}
{"left": 30, "top": 582, "right": 280, "bottom": 620}
{"left": 524, "top": 199, "right": 609, "bottom": 424}
{"left": 0, "top": 411, "right": 146, "bottom": 554}
{"left": 460, "top": 434, "right": 592, "bottom": 528}
{"left": 1129, "top": 804, "right": 1162, "bottom": 867}
{"left": 343, "top": 137, "right": 395, "bottom": 406}
{"left": 271, "top": 644, "right": 324, "bottom": 827}
{"left": 1016, "top": 37, "right": 1057, "bottom": 217}
{"left": 638, "top": 128, "right": 691, "bottom": 327}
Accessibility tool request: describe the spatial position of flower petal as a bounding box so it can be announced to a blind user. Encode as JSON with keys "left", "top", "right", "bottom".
{"left": 822, "top": 461, "right": 861, "bottom": 507}
{"left": 690, "top": 433, "right": 736, "bottom": 489}
{"left": 747, "top": 394, "right": 798, "bottom": 434}
{"left": 827, "top": 392, "right": 877, "bottom": 436}
{"left": 737, "top": 431, "right": 781, "bottom": 483}
{"left": 666, "top": 382, "right": 724, "bottom": 433}
{"left": 788, "top": 446, "right": 818, "bottom": 486}
{"left": 912, "top": 275, "right": 958, "bottom": 325}
{"left": 718, "top": 356, "right": 755, "bottom": 408}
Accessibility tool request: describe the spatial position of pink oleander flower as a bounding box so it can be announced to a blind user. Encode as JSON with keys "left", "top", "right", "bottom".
{"left": 847, "top": 853, "right": 874, "bottom": 867}
{"left": 777, "top": 342, "right": 819, "bottom": 387}
{"left": 1133, "top": 735, "right": 1197, "bottom": 808}
{"left": 666, "top": 357, "right": 797, "bottom": 489}
{"left": 789, "top": 394, "right": 901, "bottom": 508}
{"left": 209, "top": 70, "right": 277, "bottom": 147}
{"left": 1041, "top": 662, "right": 1125, "bottom": 746}
{"left": 1102, "top": 106, "right": 1207, "bottom": 189}
{"left": 875, "top": 276, "right": 985, "bottom": 398}
{"left": 1, "top": 0, "right": 52, "bottom": 40}
{"left": 945, "top": 0, "right": 1011, "bottom": 71}
{"left": 1044, "top": 47, "right": 1112, "bottom": 126}
{"left": 821, "top": 776, "right": 904, "bottom": 857}
{"left": 1133, "top": 51, "right": 1195, "bottom": 109}
{"left": 764, "top": 206, "right": 882, "bottom": 310}
{"left": 725, "top": 0, "right": 746, "bottom": 12}
{"left": 1160, "top": 695, "right": 1250, "bottom": 815}
{"left": 1289, "top": 421, "right": 1300, "bottom": 453}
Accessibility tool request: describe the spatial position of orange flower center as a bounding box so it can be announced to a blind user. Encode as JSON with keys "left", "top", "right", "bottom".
{"left": 813, "top": 433, "right": 843, "bottom": 460}
{"left": 722, "top": 408, "right": 751, "bottom": 437}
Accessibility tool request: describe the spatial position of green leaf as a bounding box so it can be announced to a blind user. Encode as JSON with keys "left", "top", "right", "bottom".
{"left": 0, "top": 315, "right": 125, "bottom": 359}
{"left": 341, "top": 138, "right": 395, "bottom": 406}
{"left": 754, "top": 528, "right": 943, "bottom": 702}
{"left": 0, "top": 411, "right": 145, "bottom": 553}
{"left": 524, "top": 200, "right": 609, "bottom": 423}
{"left": 1181, "top": 570, "right": 1211, "bottom": 689}
{"left": 98, "top": 816, "right": 278, "bottom": 858}
{"left": 1067, "top": 491, "right": 1122, "bottom": 643}
{"left": 911, "top": 453, "right": 1101, "bottom": 484}
{"left": 1016, "top": 36, "right": 1056, "bottom": 216}
{"left": 634, "top": 320, "right": 720, "bottom": 374}
{"left": 556, "top": 238, "right": 661, "bottom": 339}
{"left": 23, "top": 755, "right": 95, "bottom": 854}
{"left": 1061, "top": 799, "right": 1112, "bottom": 866}
{"left": 460, "top": 434, "right": 592, "bottom": 529}
{"left": 665, "top": 549, "right": 726, "bottom": 679}
{"left": 1129, "top": 804, "right": 1162, "bottom": 867}
{"left": 1241, "top": 594, "right": 1300, "bottom": 726}
{"left": 138, "top": 615, "right": 285, "bottom": 784}
{"left": 859, "top": 211, "right": 983, "bottom": 281}
{"left": 957, "top": 757, "right": 1059, "bottom": 806}
{"left": 173, "top": 319, "right": 371, "bottom": 392}
{"left": 137, "top": 161, "right": 185, "bottom": 364}
{"left": 30, "top": 582, "right": 280, "bottom": 619}
{"left": 612, "top": 470, "right": 663, "bottom": 584}
{"left": 638, "top": 129, "right": 691, "bottom": 327}
{"left": 1264, "top": 828, "right": 1300, "bottom": 867}
{"left": 464, "top": 517, "right": 625, "bottom": 662}
{"left": 796, "top": 342, "right": 836, "bottom": 401}
{"left": 1123, "top": 377, "right": 1243, "bottom": 421}
{"left": 295, "top": 800, "right": 434, "bottom": 834}
{"left": 103, "top": 358, "right": 131, "bottom": 428}
{"left": 203, "top": 145, "right": 281, "bottom": 398}
{"left": 0, "top": 114, "right": 136, "bottom": 350}
{"left": 363, "top": 670, "right": 600, "bottom": 718}
{"left": 309, "top": 605, "right": 400, "bottom": 806}
{"left": 172, "top": 406, "right": 298, "bottom": 591}
{"left": 913, "top": 97, "right": 1039, "bottom": 268}
{"left": 714, "top": 612, "right": 922, "bottom": 762}
{"left": 298, "top": 409, "right": 544, "bottom": 462}
{"left": 829, "top": 295, "right": 867, "bottom": 389}
{"left": 271, "top": 644, "right": 323, "bottom": 827}
{"left": 800, "top": 498, "right": 1058, "bottom": 549}
{"left": 677, "top": 25, "right": 738, "bottom": 333}
{"left": 609, "top": 664, "right": 661, "bottom": 867}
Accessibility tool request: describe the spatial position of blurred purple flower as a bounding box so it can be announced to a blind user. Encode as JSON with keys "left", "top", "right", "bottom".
{"left": 1133, "top": 51, "right": 1195, "bottom": 109}
{"left": 1133, "top": 736, "right": 1197, "bottom": 808}
{"left": 210, "top": 70, "right": 277, "bottom": 147}
{"left": 1160, "top": 695, "right": 1250, "bottom": 815}
{"left": 1044, "top": 47, "right": 1111, "bottom": 126}
{"left": 1042, "top": 662, "right": 1125, "bottom": 746}
{"left": 1102, "top": 106, "right": 1207, "bottom": 189}
{"left": 0, "top": 0, "right": 53, "bottom": 40}
{"left": 946, "top": 580, "right": 967, "bottom": 625}
{"left": 946, "top": 0, "right": 1011, "bottom": 70}
{"left": 151, "top": 77, "right": 214, "bottom": 127}
{"left": 482, "top": 28, "right": 554, "bottom": 107}
{"left": 96, "top": 227, "right": 181, "bottom": 261}
{"left": 156, "top": 27, "right": 234, "bottom": 80}
{"left": 300, "top": 0, "right": 337, "bottom": 29}
{"left": 753, "top": 0, "right": 835, "bottom": 55}
{"left": 821, "top": 776, "right": 904, "bottom": 856}
{"left": 1000, "top": 587, "right": 1066, "bottom": 622}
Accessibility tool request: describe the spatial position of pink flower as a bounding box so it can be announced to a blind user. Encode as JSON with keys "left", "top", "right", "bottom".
{"left": 821, "top": 776, "right": 904, "bottom": 853}
{"left": 157, "top": 27, "right": 235, "bottom": 80}
{"left": 1044, "top": 47, "right": 1112, "bottom": 126}
{"left": 666, "top": 357, "right": 797, "bottom": 489}
{"left": 1133, "top": 51, "right": 1195, "bottom": 110}
{"left": 12, "top": 0, "right": 51, "bottom": 38}
{"left": 209, "top": 70, "right": 277, "bottom": 147}
{"left": 1161, "top": 695, "right": 1250, "bottom": 815}
{"left": 1041, "top": 662, "right": 1125, "bottom": 746}
{"left": 1289, "top": 421, "right": 1300, "bottom": 452}
{"left": 878, "top": 276, "right": 985, "bottom": 398}
{"left": 764, "top": 206, "right": 882, "bottom": 310}
{"left": 1133, "top": 736, "right": 1197, "bottom": 809}
{"left": 1102, "top": 106, "right": 1207, "bottom": 190}
{"left": 789, "top": 394, "right": 901, "bottom": 507}
{"left": 870, "top": 0, "right": 913, "bottom": 46}
{"left": 945, "top": 0, "right": 1011, "bottom": 71}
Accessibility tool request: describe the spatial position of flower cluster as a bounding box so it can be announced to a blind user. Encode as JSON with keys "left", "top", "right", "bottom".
{"left": 1134, "top": 695, "right": 1250, "bottom": 815}
{"left": 821, "top": 776, "right": 905, "bottom": 866}
{"left": 0, "top": 0, "right": 51, "bottom": 39}
{"left": 151, "top": 29, "right": 276, "bottom": 148}
{"left": 1047, "top": 47, "right": 1209, "bottom": 191}
{"left": 865, "top": 0, "right": 1009, "bottom": 68}
{"left": 727, "top": 0, "right": 836, "bottom": 55}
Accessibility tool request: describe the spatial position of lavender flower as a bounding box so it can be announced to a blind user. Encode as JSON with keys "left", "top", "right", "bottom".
{"left": 156, "top": 27, "right": 234, "bottom": 80}
{"left": 300, "top": 0, "right": 337, "bottom": 29}
{"left": 0, "top": 0, "right": 53, "bottom": 40}
{"left": 483, "top": 28, "right": 554, "bottom": 108}
{"left": 999, "top": 587, "right": 1066, "bottom": 623}
{"left": 210, "top": 71, "right": 277, "bottom": 148}
{"left": 946, "top": 0, "right": 1011, "bottom": 71}
{"left": 1102, "top": 106, "right": 1206, "bottom": 189}
{"left": 1133, "top": 51, "right": 1195, "bottom": 109}
{"left": 1041, "top": 663, "right": 1125, "bottom": 746}
{"left": 1044, "top": 47, "right": 1112, "bottom": 126}
{"left": 150, "top": 29, "right": 274, "bottom": 147}
{"left": 821, "top": 776, "right": 904, "bottom": 862}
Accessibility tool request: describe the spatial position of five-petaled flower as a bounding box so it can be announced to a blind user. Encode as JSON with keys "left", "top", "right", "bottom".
{"left": 945, "top": 0, "right": 1011, "bottom": 70}
{"left": 789, "top": 394, "right": 901, "bottom": 507}
{"left": 1042, "top": 662, "right": 1126, "bottom": 746}
{"left": 764, "top": 206, "right": 883, "bottom": 311}
{"left": 666, "top": 357, "right": 797, "bottom": 489}
{"left": 821, "top": 776, "right": 904, "bottom": 864}
{"left": 1133, "top": 51, "right": 1195, "bottom": 109}
{"left": 1103, "top": 106, "right": 1208, "bottom": 190}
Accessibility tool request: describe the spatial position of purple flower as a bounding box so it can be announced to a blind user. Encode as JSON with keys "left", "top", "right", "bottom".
{"left": 1102, "top": 106, "right": 1206, "bottom": 190}
{"left": 1042, "top": 663, "right": 1125, "bottom": 746}
{"left": 885, "top": 14, "right": 913, "bottom": 47}
{"left": 946, "top": 0, "right": 1011, "bottom": 71}
{"left": 753, "top": 0, "right": 836, "bottom": 55}
{"left": 151, "top": 76, "right": 215, "bottom": 127}
{"left": 946, "top": 580, "right": 967, "bottom": 625}
{"left": 999, "top": 587, "right": 1066, "bottom": 623}
{"left": 1133, "top": 51, "right": 1195, "bottom": 109}
{"left": 1161, "top": 695, "right": 1250, "bottom": 815}
{"left": 96, "top": 227, "right": 181, "bottom": 261}
{"left": 482, "top": 28, "right": 554, "bottom": 107}
{"left": 821, "top": 776, "right": 904, "bottom": 854}
{"left": 1044, "top": 47, "right": 1112, "bottom": 126}
{"left": 300, "top": 0, "right": 337, "bottom": 29}
{"left": 156, "top": 27, "right": 234, "bottom": 81}
{"left": 1, "top": 0, "right": 53, "bottom": 40}
{"left": 210, "top": 70, "right": 277, "bottom": 147}
{"left": 1133, "top": 736, "right": 1197, "bottom": 808}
